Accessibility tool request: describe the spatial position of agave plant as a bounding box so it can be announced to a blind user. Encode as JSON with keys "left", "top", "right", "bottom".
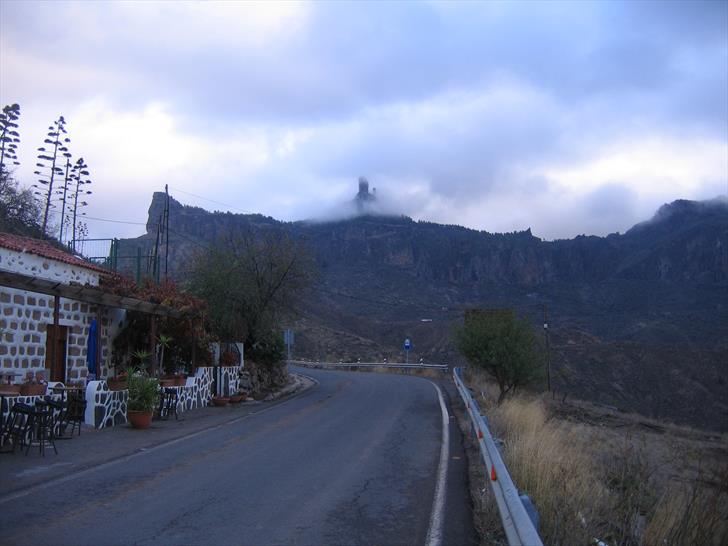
{"left": 0, "top": 103, "right": 21, "bottom": 172}
{"left": 33, "top": 115, "right": 70, "bottom": 235}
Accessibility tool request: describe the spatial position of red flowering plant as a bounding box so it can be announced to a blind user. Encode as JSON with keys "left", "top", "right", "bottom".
{"left": 101, "top": 274, "right": 210, "bottom": 377}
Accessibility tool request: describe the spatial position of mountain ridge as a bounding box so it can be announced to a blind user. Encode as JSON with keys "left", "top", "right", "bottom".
{"left": 116, "top": 193, "right": 728, "bottom": 430}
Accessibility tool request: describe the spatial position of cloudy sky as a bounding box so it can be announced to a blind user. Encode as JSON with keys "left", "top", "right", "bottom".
{"left": 1, "top": 0, "right": 726, "bottom": 241}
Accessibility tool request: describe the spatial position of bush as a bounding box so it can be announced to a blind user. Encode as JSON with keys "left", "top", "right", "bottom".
{"left": 455, "top": 309, "right": 543, "bottom": 403}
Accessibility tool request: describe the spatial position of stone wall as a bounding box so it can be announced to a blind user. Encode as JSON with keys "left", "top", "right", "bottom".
{"left": 85, "top": 381, "right": 128, "bottom": 428}
{"left": 0, "top": 248, "right": 122, "bottom": 383}
{"left": 85, "top": 366, "right": 241, "bottom": 428}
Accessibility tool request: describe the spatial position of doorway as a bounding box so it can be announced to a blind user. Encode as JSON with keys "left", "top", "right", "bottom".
{"left": 45, "top": 325, "right": 68, "bottom": 383}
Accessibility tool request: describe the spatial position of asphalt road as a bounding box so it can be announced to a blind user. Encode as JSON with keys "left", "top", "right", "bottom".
{"left": 0, "top": 367, "right": 476, "bottom": 546}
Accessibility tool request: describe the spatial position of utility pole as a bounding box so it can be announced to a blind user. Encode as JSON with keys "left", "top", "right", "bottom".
{"left": 543, "top": 304, "right": 551, "bottom": 392}
{"left": 152, "top": 215, "right": 161, "bottom": 283}
{"left": 164, "top": 184, "right": 170, "bottom": 281}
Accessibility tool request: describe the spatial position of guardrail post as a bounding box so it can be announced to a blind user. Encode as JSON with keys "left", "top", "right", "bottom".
{"left": 519, "top": 494, "right": 540, "bottom": 531}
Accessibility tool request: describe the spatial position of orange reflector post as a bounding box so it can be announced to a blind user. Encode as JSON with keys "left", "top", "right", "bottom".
{"left": 491, "top": 466, "right": 497, "bottom": 481}
{"left": 477, "top": 428, "right": 483, "bottom": 439}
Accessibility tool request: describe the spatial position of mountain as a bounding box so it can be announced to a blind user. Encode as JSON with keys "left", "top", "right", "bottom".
{"left": 116, "top": 194, "right": 728, "bottom": 430}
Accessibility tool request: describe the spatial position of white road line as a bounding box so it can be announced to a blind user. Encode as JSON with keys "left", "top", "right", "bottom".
{"left": 425, "top": 381, "right": 449, "bottom": 546}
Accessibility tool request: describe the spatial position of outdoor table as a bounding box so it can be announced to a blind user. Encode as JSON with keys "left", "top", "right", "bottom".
{"left": 50, "top": 386, "right": 85, "bottom": 404}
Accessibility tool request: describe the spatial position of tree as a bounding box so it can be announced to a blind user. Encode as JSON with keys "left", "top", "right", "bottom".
{"left": 33, "top": 115, "right": 70, "bottom": 235}
{"left": 0, "top": 103, "right": 21, "bottom": 172}
{"left": 56, "top": 150, "right": 74, "bottom": 243}
{"left": 68, "top": 157, "right": 92, "bottom": 250}
{"left": 455, "top": 309, "right": 543, "bottom": 404}
{"left": 0, "top": 169, "right": 43, "bottom": 236}
{"left": 188, "top": 228, "right": 315, "bottom": 365}
{"left": 0, "top": 103, "right": 42, "bottom": 235}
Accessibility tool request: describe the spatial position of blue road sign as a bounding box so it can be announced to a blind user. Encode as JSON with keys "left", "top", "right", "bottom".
{"left": 404, "top": 338, "right": 411, "bottom": 351}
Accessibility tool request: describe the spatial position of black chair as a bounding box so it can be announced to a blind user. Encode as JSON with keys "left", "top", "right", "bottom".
{"left": 44, "top": 398, "right": 71, "bottom": 439}
{"left": 1, "top": 403, "right": 34, "bottom": 454}
{"left": 65, "top": 391, "right": 86, "bottom": 436}
{"left": 158, "top": 387, "right": 179, "bottom": 421}
{"left": 28, "top": 400, "right": 58, "bottom": 456}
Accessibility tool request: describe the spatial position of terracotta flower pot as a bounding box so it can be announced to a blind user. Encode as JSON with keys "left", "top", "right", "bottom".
{"left": 20, "top": 383, "right": 46, "bottom": 396}
{"left": 128, "top": 410, "right": 153, "bottom": 429}
{"left": 212, "top": 396, "right": 230, "bottom": 407}
{"left": 107, "top": 378, "right": 127, "bottom": 391}
{"left": 0, "top": 384, "right": 21, "bottom": 395}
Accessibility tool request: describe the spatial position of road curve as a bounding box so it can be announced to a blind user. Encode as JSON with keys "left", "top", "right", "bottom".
{"left": 0, "top": 367, "right": 475, "bottom": 546}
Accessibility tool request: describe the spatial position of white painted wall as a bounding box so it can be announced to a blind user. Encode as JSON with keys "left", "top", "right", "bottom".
{"left": 0, "top": 248, "right": 100, "bottom": 286}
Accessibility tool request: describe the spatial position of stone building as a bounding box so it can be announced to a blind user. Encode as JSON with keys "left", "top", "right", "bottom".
{"left": 0, "top": 233, "right": 124, "bottom": 384}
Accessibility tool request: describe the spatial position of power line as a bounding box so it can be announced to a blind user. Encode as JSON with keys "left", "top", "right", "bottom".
{"left": 84, "top": 215, "right": 146, "bottom": 226}
{"left": 168, "top": 186, "right": 253, "bottom": 214}
{"left": 44, "top": 208, "right": 147, "bottom": 226}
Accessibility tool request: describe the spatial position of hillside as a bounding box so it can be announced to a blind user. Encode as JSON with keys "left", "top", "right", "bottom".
{"left": 116, "top": 194, "right": 728, "bottom": 430}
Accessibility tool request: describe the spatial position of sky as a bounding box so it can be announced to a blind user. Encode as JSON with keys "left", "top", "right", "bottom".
{"left": 1, "top": 0, "right": 726, "bottom": 241}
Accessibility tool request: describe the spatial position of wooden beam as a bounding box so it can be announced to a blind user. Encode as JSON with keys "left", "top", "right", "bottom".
{"left": 50, "top": 295, "right": 60, "bottom": 382}
{"left": 149, "top": 316, "right": 158, "bottom": 376}
{"left": 0, "top": 270, "right": 185, "bottom": 318}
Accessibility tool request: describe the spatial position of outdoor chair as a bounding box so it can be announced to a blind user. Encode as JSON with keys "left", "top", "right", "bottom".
{"left": 65, "top": 391, "right": 86, "bottom": 436}
{"left": 44, "top": 398, "right": 71, "bottom": 439}
{"left": 0, "top": 403, "right": 34, "bottom": 454}
{"left": 158, "top": 387, "right": 179, "bottom": 421}
{"left": 27, "top": 400, "right": 58, "bottom": 456}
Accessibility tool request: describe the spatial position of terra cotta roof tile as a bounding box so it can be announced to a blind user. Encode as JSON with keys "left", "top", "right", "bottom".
{"left": 0, "top": 232, "right": 109, "bottom": 274}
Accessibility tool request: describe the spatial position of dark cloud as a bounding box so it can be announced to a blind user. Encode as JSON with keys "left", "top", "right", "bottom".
{"left": 0, "top": 1, "right": 725, "bottom": 241}
{"left": 4, "top": 1, "right": 725, "bottom": 128}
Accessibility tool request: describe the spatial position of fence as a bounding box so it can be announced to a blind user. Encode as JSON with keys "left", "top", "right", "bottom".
{"left": 73, "top": 239, "right": 161, "bottom": 284}
{"left": 453, "top": 367, "right": 543, "bottom": 546}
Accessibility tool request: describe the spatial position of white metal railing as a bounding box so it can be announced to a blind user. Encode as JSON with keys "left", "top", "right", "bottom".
{"left": 289, "top": 360, "right": 448, "bottom": 372}
{"left": 453, "top": 367, "right": 543, "bottom": 546}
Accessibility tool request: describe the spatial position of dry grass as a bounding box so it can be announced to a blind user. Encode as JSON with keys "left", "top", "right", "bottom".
{"left": 489, "top": 391, "right": 609, "bottom": 544}
{"left": 462, "top": 368, "right": 728, "bottom": 546}
{"left": 644, "top": 462, "right": 728, "bottom": 546}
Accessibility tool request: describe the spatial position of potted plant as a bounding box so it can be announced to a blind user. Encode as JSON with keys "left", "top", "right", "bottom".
{"left": 126, "top": 369, "right": 160, "bottom": 429}
{"left": 230, "top": 390, "right": 247, "bottom": 403}
{"left": 220, "top": 350, "right": 238, "bottom": 367}
{"left": 159, "top": 377, "right": 177, "bottom": 387}
{"left": 132, "top": 349, "right": 152, "bottom": 370}
{"left": 212, "top": 395, "right": 230, "bottom": 406}
{"left": 20, "top": 371, "right": 47, "bottom": 396}
{"left": 107, "top": 370, "right": 128, "bottom": 391}
{"left": 0, "top": 384, "right": 21, "bottom": 395}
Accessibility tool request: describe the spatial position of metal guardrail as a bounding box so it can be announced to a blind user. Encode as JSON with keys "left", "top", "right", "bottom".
{"left": 289, "top": 360, "right": 448, "bottom": 372}
{"left": 453, "top": 367, "right": 543, "bottom": 546}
